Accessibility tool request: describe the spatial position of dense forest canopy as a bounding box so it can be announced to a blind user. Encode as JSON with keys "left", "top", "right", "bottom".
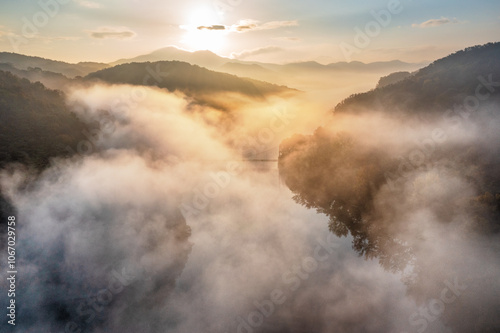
{"left": 0, "top": 70, "right": 88, "bottom": 169}
{"left": 0, "top": 70, "right": 91, "bottom": 223}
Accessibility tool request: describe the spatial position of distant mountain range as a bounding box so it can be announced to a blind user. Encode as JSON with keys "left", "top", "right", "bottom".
{"left": 376, "top": 71, "right": 411, "bottom": 88}
{"left": 112, "top": 46, "right": 425, "bottom": 73}
{"left": 0, "top": 52, "right": 108, "bottom": 77}
{"left": 0, "top": 47, "right": 426, "bottom": 91}
{"left": 111, "top": 47, "right": 227, "bottom": 68}
{"left": 111, "top": 47, "right": 426, "bottom": 84}
{"left": 0, "top": 53, "right": 296, "bottom": 100}
{"left": 0, "top": 62, "right": 73, "bottom": 91}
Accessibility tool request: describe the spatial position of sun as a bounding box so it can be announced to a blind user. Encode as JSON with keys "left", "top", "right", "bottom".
{"left": 181, "top": 29, "right": 227, "bottom": 53}
{"left": 180, "top": 7, "right": 228, "bottom": 53}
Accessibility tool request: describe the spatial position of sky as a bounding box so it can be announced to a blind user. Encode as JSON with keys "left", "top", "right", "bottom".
{"left": 0, "top": 0, "right": 499, "bottom": 64}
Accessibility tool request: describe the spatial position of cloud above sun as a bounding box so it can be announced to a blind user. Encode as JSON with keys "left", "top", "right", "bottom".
{"left": 89, "top": 27, "right": 136, "bottom": 39}
{"left": 197, "top": 25, "right": 226, "bottom": 31}
{"left": 182, "top": 18, "right": 298, "bottom": 53}
{"left": 194, "top": 20, "right": 299, "bottom": 33}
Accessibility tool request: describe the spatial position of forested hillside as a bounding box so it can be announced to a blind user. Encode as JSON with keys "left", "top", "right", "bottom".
{"left": 0, "top": 52, "right": 108, "bottom": 77}
{"left": 0, "top": 70, "right": 88, "bottom": 170}
{"left": 279, "top": 43, "right": 500, "bottom": 295}
{"left": 336, "top": 42, "right": 500, "bottom": 115}
{"left": 85, "top": 60, "right": 294, "bottom": 98}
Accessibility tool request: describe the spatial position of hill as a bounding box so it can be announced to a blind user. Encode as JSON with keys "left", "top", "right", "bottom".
{"left": 0, "top": 50, "right": 424, "bottom": 96}
{"left": 0, "top": 70, "right": 91, "bottom": 223}
{"left": 335, "top": 42, "right": 500, "bottom": 115}
{"left": 219, "top": 62, "right": 275, "bottom": 78}
{"left": 376, "top": 71, "right": 411, "bottom": 88}
{"left": 0, "top": 63, "right": 73, "bottom": 91}
{"left": 0, "top": 52, "right": 108, "bottom": 78}
{"left": 109, "top": 47, "right": 425, "bottom": 91}
{"left": 85, "top": 60, "right": 294, "bottom": 98}
{"left": 111, "top": 47, "right": 423, "bottom": 74}
{"left": 111, "top": 47, "right": 228, "bottom": 69}
{"left": 0, "top": 70, "right": 88, "bottom": 169}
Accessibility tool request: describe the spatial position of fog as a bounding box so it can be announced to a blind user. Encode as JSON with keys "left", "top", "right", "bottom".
{"left": 1, "top": 79, "right": 499, "bottom": 333}
{"left": 279, "top": 102, "right": 500, "bottom": 332}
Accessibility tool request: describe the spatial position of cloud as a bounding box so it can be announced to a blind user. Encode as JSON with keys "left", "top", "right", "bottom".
{"left": 197, "top": 25, "right": 226, "bottom": 31}
{"left": 412, "top": 17, "right": 462, "bottom": 28}
{"left": 89, "top": 26, "right": 136, "bottom": 39}
{"left": 230, "top": 19, "right": 298, "bottom": 33}
{"left": 0, "top": 82, "right": 334, "bottom": 333}
{"left": 231, "top": 46, "right": 284, "bottom": 60}
{"left": 182, "top": 19, "right": 298, "bottom": 35}
{"left": 278, "top": 105, "right": 500, "bottom": 332}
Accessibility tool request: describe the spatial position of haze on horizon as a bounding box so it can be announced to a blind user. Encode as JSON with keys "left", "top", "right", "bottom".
{"left": 0, "top": 0, "right": 499, "bottom": 64}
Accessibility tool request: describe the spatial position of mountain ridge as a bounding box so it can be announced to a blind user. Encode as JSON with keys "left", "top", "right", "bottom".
{"left": 111, "top": 46, "right": 425, "bottom": 72}
{"left": 84, "top": 60, "right": 296, "bottom": 101}
{"left": 0, "top": 52, "right": 108, "bottom": 77}
{"left": 335, "top": 42, "right": 500, "bottom": 115}
{"left": 0, "top": 48, "right": 426, "bottom": 93}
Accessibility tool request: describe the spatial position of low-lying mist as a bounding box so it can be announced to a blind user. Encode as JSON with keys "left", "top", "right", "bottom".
{"left": 279, "top": 102, "right": 500, "bottom": 332}
{"left": 0, "top": 77, "right": 498, "bottom": 333}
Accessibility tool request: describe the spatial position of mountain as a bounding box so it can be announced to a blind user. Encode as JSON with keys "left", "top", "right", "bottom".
{"left": 0, "top": 49, "right": 424, "bottom": 96}
{"left": 111, "top": 47, "right": 228, "bottom": 69}
{"left": 219, "top": 62, "right": 274, "bottom": 76}
{"left": 0, "top": 70, "right": 91, "bottom": 224}
{"left": 111, "top": 47, "right": 424, "bottom": 73}
{"left": 278, "top": 42, "right": 500, "bottom": 265}
{"left": 0, "top": 62, "right": 73, "bottom": 91}
{"left": 109, "top": 47, "right": 425, "bottom": 90}
{"left": 326, "top": 60, "right": 425, "bottom": 72}
{"left": 217, "top": 62, "right": 280, "bottom": 85}
{"left": 0, "top": 52, "right": 108, "bottom": 78}
{"left": 277, "top": 46, "right": 500, "bottom": 333}
{"left": 335, "top": 42, "right": 500, "bottom": 115}
{"left": 0, "top": 50, "right": 426, "bottom": 99}
{"left": 376, "top": 71, "right": 411, "bottom": 88}
{"left": 0, "top": 70, "right": 88, "bottom": 169}
{"left": 85, "top": 60, "right": 294, "bottom": 98}
{"left": 275, "top": 60, "right": 422, "bottom": 73}
{"left": 281, "top": 61, "right": 326, "bottom": 71}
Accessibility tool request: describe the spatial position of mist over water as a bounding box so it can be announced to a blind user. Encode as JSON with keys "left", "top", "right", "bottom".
{"left": 1, "top": 74, "right": 499, "bottom": 333}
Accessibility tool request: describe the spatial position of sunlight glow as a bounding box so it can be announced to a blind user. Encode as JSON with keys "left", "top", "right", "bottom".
{"left": 179, "top": 7, "right": 228, "bottom": 52}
